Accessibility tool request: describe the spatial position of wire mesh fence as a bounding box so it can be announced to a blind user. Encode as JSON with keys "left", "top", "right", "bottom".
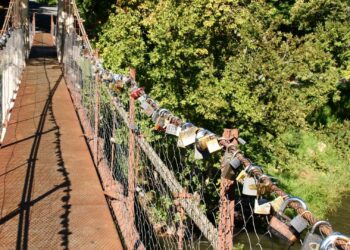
{"left": 60, "top": 28, "right": 303, "bottom": 250}
{"left": 0, "top": 27, "right": 30, "bottom": 142}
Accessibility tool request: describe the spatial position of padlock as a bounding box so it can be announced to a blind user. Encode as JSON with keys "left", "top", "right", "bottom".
{"left": 130, "top": 87, "right": 144, "bottom": 100}
{"left": 194, "top": 145, "right": 206, "bottom": 160}
{"left": 320, "top": 232, "right": 350, "bottom": 250}
{"left": 301, "top": 221, "right": 331, "bottom": 250}
{"left": 229, "top": 150, "right": 241, "bottom": 169}
{"left": 195, "top": 129, "right": 212, "bottom": 151}
{"left": 242, "top": 177, "right": 257, "bottom": 196}
{"left": 207, "top": 137, "right": 221, "bottom": 153}
{"left": 178, "top": 123, "right": 198, "bottom": 148}
{"left": 269, "top": 196, "right": 285, "bottom": 212}
{"left": 102, "top": 71, "right": 113, "bottom": 83}
{"left": 140, "top": 99, "right": 155, "bottom": 116}
{"left": 194, "top": 129, "right": 216, "bottom": 159}
{"left": 269, "top": 197, "right": 308, "bottom": 244}
{"left": 288, "top": 199, "right": 309, "bottom": 233}
{"left": 165, "top": 116, "right": 181, "bottom": 136}
{"left": 236, "top": 170, "right": 247, "bottom": 184}
{"left": 154, "top": 109, "right": 170, "bottom": 131}
{"left": 256, "top": 174, "right": 272, "bottom": 195}
{"left": 254, "top": 198, "right": 271, "bottom": 215}
{"left": 151, "top": 109, "right": 161, "bottom": 123}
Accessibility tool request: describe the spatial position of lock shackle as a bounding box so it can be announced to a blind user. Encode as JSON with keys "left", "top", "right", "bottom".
{"left": 196, "top": 128, "right": 209, "bottom": 139}
{"left": 158, "top": 109, "right": 169, "bottom": 117}
{"left": 311, "top": 221, "right": 331, "bottom": 234}
{"left": 320, "top": 232, "right": 350, "bottom": 250}
{"left": 181, "top": 122, "right": 194, "bottom": 130}
{"left": 246, "top": 164, "right": 263, "bottom": 175}
{"left": 279, "top": 197, "right": 308, "bottom": 213}
{"left": 257, "top": 174, "right": 271, "bottom": 183}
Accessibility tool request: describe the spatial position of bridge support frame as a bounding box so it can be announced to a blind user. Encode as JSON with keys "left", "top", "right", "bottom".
{"left": 217, "top": 129, "right": 238, "bottom": 250}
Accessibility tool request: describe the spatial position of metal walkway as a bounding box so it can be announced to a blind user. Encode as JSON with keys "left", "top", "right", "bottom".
{"left": 0, "top": 33, "right": 122, "bottom": 249}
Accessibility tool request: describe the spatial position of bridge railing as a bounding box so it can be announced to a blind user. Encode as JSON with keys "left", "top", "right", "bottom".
{"left": 60, "top": 18, "right": 218, "bottom": 250}
{"left": 58, "top": 1, "right": 350, "bottom": 250}
{"left": 0, "top": 1, "right": 32, "bottom": 143}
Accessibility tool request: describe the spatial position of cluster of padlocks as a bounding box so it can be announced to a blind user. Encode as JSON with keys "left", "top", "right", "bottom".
{"left": 78, "top": 41, "right": 350, "bottom": 250}
{"left": 0, "top": 27, "right": 14, "bottom": 50}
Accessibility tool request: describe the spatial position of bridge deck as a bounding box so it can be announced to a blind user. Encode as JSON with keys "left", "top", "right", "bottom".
{"left": 0, "top": 33, "right": 122, "bottom": 249}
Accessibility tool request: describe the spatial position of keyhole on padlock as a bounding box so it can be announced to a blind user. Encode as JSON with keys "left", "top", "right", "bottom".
{"left": 309, "top": 242, "right": 320, "bottom": 250}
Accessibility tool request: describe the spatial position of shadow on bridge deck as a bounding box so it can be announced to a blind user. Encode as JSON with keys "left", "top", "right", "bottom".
{"left": 0, "top": 33, "right": 122, "bottom": 249}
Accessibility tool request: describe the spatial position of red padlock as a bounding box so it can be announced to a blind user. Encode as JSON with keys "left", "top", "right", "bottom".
{"left": 130, "top": 87, "right": 144, "bottom": 100}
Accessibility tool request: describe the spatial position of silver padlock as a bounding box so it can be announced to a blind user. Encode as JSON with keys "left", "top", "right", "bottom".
{"left": 242, "top": 177, "right": 257, "bottom": 196}
{"left": 178, "top": 123, "right": 198, "bottom": 147}
{"left": 230, "top": 157, "right": 241, "bottom": 169}
{"left": 151, "top": 109, "right": 161, "bottom": 123}
{"left": 229, "top": 150, "right": 241, "bottom": 169}
{"left": 281, "top": 197, "right": 309, "bottom": 233}
{"left": 320, "top": 232, "right": 350, "bottom": 250}
{"left": 302, "top": 221, "right": 331, "bottom": 250}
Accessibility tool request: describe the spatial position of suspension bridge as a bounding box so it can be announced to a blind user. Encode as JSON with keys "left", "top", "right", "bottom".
{"left": 0, "top": 1, "right": 349, "bottom": 250}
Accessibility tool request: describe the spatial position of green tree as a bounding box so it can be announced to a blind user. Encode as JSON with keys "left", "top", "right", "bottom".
{"left": 96, "top": 0, "right": 350, "bottom": 217}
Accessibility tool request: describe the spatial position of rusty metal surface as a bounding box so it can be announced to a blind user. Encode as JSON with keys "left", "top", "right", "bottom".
{"left": 0, "top": 33, "right": 122, "bottom": 250}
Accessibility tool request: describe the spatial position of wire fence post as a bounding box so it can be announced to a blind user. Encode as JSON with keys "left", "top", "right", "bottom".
{"left": 218, "top": 129, "right": 237, "bottom": 250}
{"left": 128, "top": 67, "right": 136, "bottom": 246}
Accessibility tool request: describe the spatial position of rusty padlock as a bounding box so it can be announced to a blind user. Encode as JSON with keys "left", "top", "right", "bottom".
{"left": 269, "top": 197, "right": 308, "bottom": 244}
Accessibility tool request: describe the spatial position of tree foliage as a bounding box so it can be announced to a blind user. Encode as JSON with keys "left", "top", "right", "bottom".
{"left": 96, "top": 0, "right": 350, "bottom": 216}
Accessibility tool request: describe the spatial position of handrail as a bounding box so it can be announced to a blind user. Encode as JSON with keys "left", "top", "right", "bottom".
{"left": 1, "top": 0, "right": 15, "bottom": 36}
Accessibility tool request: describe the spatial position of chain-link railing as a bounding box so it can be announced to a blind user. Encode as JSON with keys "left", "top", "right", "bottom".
{"left": 0, "top": 27, "right": 32, "bottom": 142}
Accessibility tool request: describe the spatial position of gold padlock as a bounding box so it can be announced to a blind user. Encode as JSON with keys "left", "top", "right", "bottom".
{"left": 236, "top": 170, "right": 247, "bottom": 184}
{"left": 270, "top": 196, "right": 285, "bottom": 212}
{"left": 207, "top": 138, "right": 221, "bottom": 153}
